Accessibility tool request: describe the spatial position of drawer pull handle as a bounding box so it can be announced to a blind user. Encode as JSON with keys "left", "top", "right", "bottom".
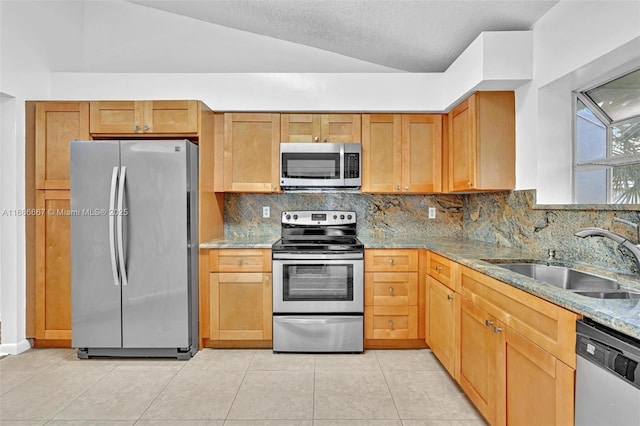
{"left": 435, "top": 265, "right": 443, "bottom": 272}
{"left": 389, "top": 287, "right": 394, "bottom": 293}
{"left": 135, "top": 125, "right": 141, "bottom": 131}
{"left": 389, "top": 258, "right": 394, "bottom": 264}
{"left": 485, "top": 320, "right": 493, "bottom": 327}
{"left": 447, "top": 294, "right": 454, "bottom": 300}
{"left": 265, "top": 275, "right": 270, "bottom": 281}
{"left": 237, "top": 258, "right": 243, "bottom": 265}
{"left": 493, "top": 326, "right": 503, "bottom": 334}
{"left": 388, "top": 320, "right": 394, "bottom": 328}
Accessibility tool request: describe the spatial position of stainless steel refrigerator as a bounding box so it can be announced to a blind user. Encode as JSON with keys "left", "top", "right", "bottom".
{"left": 70, "top": 139, "right": 198, "bottom": 359}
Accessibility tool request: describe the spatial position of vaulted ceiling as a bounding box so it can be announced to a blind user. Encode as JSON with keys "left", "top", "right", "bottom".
{"left": 127, "top": 0, "right": 558, "bottom": 72}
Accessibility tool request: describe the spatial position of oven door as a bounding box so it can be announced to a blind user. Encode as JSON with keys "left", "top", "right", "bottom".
{"left": 280, "top": 143, "right": 344, "bottom": 187}
{"left": 273, "top": 256, "right": 363, "bottom": 313}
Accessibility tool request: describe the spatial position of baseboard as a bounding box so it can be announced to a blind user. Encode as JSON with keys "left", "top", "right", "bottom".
{"left": 0, "top": 339, "right": 32, "bottom": 355}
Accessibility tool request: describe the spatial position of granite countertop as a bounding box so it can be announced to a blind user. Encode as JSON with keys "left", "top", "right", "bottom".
{"left": 361, "top": 235, "right": 640, "bottom": 341}
{"left": 201, "top": 235, "right": 640, "bottom": 340}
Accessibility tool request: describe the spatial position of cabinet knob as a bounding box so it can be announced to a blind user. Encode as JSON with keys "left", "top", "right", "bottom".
{"left": 388, "top": 320, "right": 394, "bottom": 328}
{"left": 435, "top": 265, "right": 443, "bottom": 272}
{"left": 396, "top": 185, "right": 401, "bottom": 191}
{"left": 314, "top": 136, "right": 320, "bottom": 143}
{"left": 272, "top": 185, "right": 278, "bottom": 191}
{"left": 485, "top": 320, "right": 493, "bottom": 327}
{"left": 135, "top": 125, "right": 141, "bottom": 131}
{"left": 389, "top": 287, "right": 394, "bottom": 293}
{"left": 265, "top": 275, "right": 270, "bottom": 281}
{"left": 389, "top": 258, "right": 394, "bottom": 264}
{"left": 493, "top": 326, "right": 503, "bottom": 334}
{"left": 404, "top": 185, "right": 409, "bottom": 190}
{"left": 468, "top": 181, "right": 473, "bottom": 187}
{"left": 237, "top": 258, "right": 243, "bottom": 265}
{"left": 323, "top": 136, "right": 328, "bottom": 143}
{"left": 143, "top": 124, "right": 150, "bottom": 131}
{"left": 447, "top": 294, "right": 454, "bottom": 300}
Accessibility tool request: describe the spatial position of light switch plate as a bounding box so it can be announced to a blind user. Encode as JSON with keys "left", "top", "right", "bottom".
{"left": 428, "top": 207, "right": 436, "bottom": 219}
{"left": 263, "top": 206, "right": 270, "bottom": 218}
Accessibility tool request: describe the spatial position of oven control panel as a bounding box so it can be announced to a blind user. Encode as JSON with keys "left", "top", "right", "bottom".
{"left": 282, "top": 210, "right": 356, "bottom": 225}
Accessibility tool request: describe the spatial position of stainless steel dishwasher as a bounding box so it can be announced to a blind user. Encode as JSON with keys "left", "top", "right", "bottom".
{"left": 575, "top": 319, "right": 640, "bottom": 426}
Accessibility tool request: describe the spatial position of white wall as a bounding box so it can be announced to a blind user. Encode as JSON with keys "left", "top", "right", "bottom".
{"left": 519, "top": 0, "right": 640, "bottom": 203}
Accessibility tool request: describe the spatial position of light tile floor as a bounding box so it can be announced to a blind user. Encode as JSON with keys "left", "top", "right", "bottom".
{"left": 0, "top": 348, "right": 486, "bottom": 425}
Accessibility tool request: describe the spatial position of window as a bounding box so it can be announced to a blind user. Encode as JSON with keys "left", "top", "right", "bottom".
{"left": 574, "top": 68, "right": 640, "bottom": 204}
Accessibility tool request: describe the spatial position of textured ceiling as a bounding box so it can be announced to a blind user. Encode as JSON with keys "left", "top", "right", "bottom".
{"left": 127, "top": 0, "right": 558, "bottom": 72}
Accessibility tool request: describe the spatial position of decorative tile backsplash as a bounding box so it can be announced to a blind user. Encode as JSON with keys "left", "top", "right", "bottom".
{"left": 223, "top": 189, "right": 640, "bottom": 274}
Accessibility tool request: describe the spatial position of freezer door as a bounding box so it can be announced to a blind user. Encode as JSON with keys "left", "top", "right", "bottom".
{"left": 70, "top": 140, "right": 122, "bottom": 348}
{"left": 119, "top": 140, "right": 191, "bottom": 348}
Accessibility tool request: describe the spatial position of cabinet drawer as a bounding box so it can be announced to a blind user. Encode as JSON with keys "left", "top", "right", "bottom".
{"left": 365, "top": 307, "right": 418, "bottom": 339}
{"left": 428, "top": 252, "right": 455, "bottom": 290}
{"left": 365, "top": 272, "right": 418, "bottom": 306}
{"left": 365, "top": 249, "right": 418, "bottom": 272}
{"left": 209, "top": 249, "right": 271, "bottom": 272}
{"left": 459, "top": 266, "right": 578, "bottom": 367}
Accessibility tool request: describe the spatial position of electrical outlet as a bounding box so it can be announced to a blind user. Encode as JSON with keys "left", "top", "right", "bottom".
{"left": 262, "top": 206, "right": 270, "bottom": 218}
{"left": 428, "top": 207, "right": 436, "bottom": 219}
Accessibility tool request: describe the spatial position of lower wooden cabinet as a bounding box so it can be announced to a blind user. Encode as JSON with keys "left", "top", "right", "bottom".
{"left": 201, "top": 248, "right": 273, "bottom": 347}
{"left": 426, "top": 276, "right": 457, "bottom": 377}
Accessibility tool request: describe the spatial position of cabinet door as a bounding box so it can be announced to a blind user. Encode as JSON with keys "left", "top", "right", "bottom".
{"left": 144, "top": 100, "right": 199, "bottom": 134}
{"left": 35, "top": 190, "right": 72, "bottom": 341}
{"left": 505, "top": 328, "right": 575, "bottom": 426}
{"left": 281, "top": 114, "right": 321, "bottom": 142}
{"left": 321, "top": 114, "right": 361, "bottom": 143}
{"left": 361, "top": 114, "right": 402, "bottom": 192}
{"left": 448, "top": 96, "right": 475, "bottom": 191}
{"left": 401, "top": 114, "right": 442, "bottom": 192}
{"left": 458, "top": 296, "right": 504, "bottom": 425}
{"left": 224, "top": 113, "right": 280, "bottom": 192}
{"left": 210, "top": 272, "right": 272, "bottom": 340}
{"left": 35, "top": 102, "right": 89, "bottom": 190}
{"left": 427, "top": 277, "right": 457, "bottom": 376}
{"left": 90, "top": 101, "right": 143, "bottom": 134}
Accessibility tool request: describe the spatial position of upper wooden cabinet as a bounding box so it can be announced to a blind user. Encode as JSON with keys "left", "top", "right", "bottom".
{"left": 448, "top": 91, "right": 515, "bottom": 191}
{"left": 362, "top": 114, "right": 443, "bottom": 193}
{"left": 89, "top": 100, "right": 199, "bottom": 135}
{"left": 223, "top": 113, "right": 280, "bottom": 192}
{"left": 35, "top": 102, "right": 89, "bottom": 190}
{"left": 281, "top": 113, "right": 361, "bottom": 143}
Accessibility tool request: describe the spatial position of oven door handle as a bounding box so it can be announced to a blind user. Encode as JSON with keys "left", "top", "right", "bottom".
{"left": 273, "top": 253, "right": 364, "bottom": 260}
{"left": 275, "top": 316, "right": 362, "bottom": 324}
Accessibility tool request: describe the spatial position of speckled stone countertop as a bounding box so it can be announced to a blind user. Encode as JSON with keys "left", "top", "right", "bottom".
{"left": 361, "top": 236, "right": 640, "bottom": 341}
{"left": 201, "top": 235, "right": 640, "bottom": 340}
{"left": 199, "top": 236, "right": 277, "bottom": 249}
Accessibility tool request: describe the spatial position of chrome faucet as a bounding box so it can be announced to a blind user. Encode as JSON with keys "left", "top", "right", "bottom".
{"left": 575, "top": 218, "right": 640, "bottom": 273}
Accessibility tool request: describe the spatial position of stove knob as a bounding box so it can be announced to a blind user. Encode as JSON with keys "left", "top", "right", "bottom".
{"left": 347, "top": 214, "right": 352, "bottom": 220}
{"left": 333, "top": 215, "right": 338, "bottom": 220}
{"left": 293, "top": 214, "right": 298, "bottom": 220}
{"left": 340, "top": 214, "right": 345, "bottom": 220}
{"left": 286, "top": 214, "right": 291, "bottom": 220}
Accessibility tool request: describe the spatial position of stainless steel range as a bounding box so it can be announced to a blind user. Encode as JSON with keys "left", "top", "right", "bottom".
{"left": 272, "top": 210, "right": 364, "bottom": 353}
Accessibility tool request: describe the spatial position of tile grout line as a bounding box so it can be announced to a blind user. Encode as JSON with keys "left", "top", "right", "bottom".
{"left": 223, "top": 349, "right": 256, "bottom": 423}
{"left": 133, "top": 359, "right": 186, "bottom": 423}
{"left": 376, "top": 350, "right": 404, "bottom": 423}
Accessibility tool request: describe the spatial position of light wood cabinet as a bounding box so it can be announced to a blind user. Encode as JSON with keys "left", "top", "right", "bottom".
{"left": 223, "top": 113, "right": 280, "bottom": 192}
{"left": 427, "top": 276, "right": 458, "bottom": 377}
{"left": 364, "top": 249, "right": 424, "bottom": 347}
{"left": 205, "top": 249, "right": 273, "bottom": 345}
{"left": 448, "top": 92, "right": 515, "bottom": 192}
{"left": 457, "top": 264, "right": 577, "bottom": 425}
{"left": 35, "top": 101, "right": 89, "bottom": 190}
{"left": 362, "top": 114, "right": 443, "bottom": 193}
{"left": 281, "top": 113, "right": 361, "bottom": 143}
{"left": 89, "top": 100, "right": 200, "bottom": 135}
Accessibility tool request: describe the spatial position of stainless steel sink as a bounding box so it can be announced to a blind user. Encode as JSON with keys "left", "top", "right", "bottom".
{"left": 495, "top": 263, "right": 620, "bottom": 291}
{"left": 494, "top": 262, "right": 640, "bottom": 299}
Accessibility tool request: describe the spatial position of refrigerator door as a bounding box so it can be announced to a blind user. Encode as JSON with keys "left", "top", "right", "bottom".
{"left": 119, "top": 140, "right": 191, "bottom": 348}
{"left": 71, "top": 140, "right": 122, "bottom": 348}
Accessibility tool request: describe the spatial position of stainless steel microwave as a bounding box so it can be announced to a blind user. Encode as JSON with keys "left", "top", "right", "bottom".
{"left": 280, "top": 143, "right": 361, "bottom": 189}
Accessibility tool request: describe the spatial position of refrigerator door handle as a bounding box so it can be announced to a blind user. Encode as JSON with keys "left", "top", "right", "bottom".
{"left": 109, "top": 166, "right": 120, "bottom": 286}
{"left": 117, "top": 166, "right": 128, "bottom": 286}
